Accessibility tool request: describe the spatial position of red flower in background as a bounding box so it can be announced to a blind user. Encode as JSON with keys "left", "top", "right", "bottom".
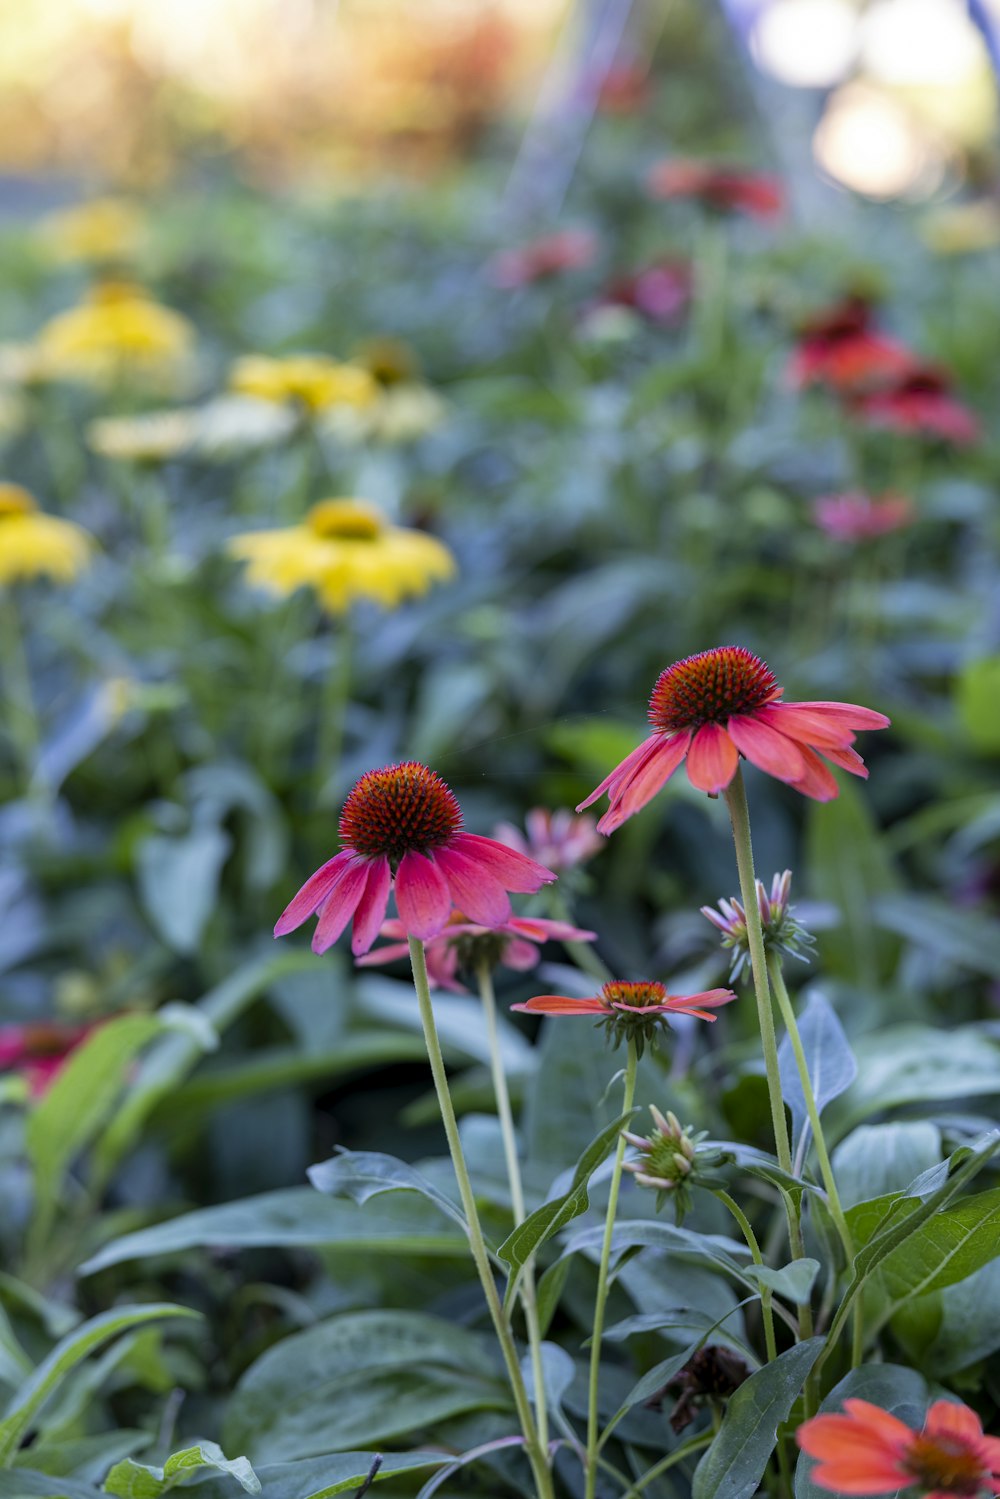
{"left": 812, "top": 491, "right": 913, "bottom": 543}
{"left": 647, "top": 159, "right": 784, "bottom": 219}
{"left": 593, "top": 260, "right": 692, "bottom": 325}
{"left": 0, "top": 1022, "right": 94, "bottom": 1097}
{"left": 797, "top": 1397, "right": 1000, "bottom": 1497}
{"left": 492, "top": 808, "right": 604, "bottom": 873}
{"left": 358, "top": 911, "right": 595, "bottom": 992}
{"left": 275, "top": 762, "right": 556, "bottom": 956}
{"left": 852, "top": 365, "right": 980, "bottom": 446}
{"left": 595, "top": 62, "right": 650, "bottom": 115}
{"left": 489, "top": 230, "right": 598, "bottom": 288}
{"left": 787, "top": 295, "right": 914, "bottom": 392}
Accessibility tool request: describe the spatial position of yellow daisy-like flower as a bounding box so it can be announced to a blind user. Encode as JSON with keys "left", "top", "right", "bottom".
{"left": 228, "top": 497, "right": 455, "bottom": 614}
{"left": 34, "top": 281, "right": 194, "bottom": 389}
{"left": 0, "top": 484, "right": 93, "bottom": 586}
{"left": 228, "top": 354, "right": 378, "bottom": 415}
{"left": 88, "top": 395, "right": 297, "bottom": 464}
{"left": 41, "top": 199, "right": 146, "bottom": 265}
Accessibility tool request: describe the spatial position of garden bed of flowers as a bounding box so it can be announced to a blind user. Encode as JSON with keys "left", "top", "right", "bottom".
{"left": 2, "top": 34, "right": 1000, "bottom": 1499}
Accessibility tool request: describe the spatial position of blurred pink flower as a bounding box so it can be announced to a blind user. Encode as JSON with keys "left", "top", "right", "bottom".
{"left": 0, "top": 1021, "right": 94, "bottom": 1097}
{"left": 493, "top": 808, "right": 604, "bottom": 873}
{"left": 787, "top": 296, "right": 914, "bottom": 392}
{"left": 357, "top": 911, "right": 595, "bottom": 993}
{"left": 593, "top": 260, "right": 692, "bottom": 325}
{"left": 812, "top": 491, "right": 913, "bottom": 543}
{"left": 489, "top": 230, "right": 598, "bottom": 289}
{"left": 852, "top": 366, "right": 979, "bottom": 446}
{"left": 647, "top": 159, "right": 783, "bottom": 219}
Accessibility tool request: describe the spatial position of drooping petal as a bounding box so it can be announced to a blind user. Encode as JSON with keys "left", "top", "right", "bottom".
{"left": 503, "top": 938, "right": 542, "bottom": 971}
{"left": 447, "top": 832, "right": 555, "bottom": 893}
{"left": 274, "top": 850, "right": 355, "bottom": 935}
{"left": 806, "top": 1463, "right": 906, "bottom": 1495}
{"left": 818, "top": 742, "right": 868, "bottom": 777}
{"left": 727, "top": 715, "right": 806, "bottom": 783}
{"left": 510, "top": 994, "right": 606, "bottom": 1014}
{"left": 598, "top": 732, "right": 692, "bottom": 833}
{"left": 434, "top": 844, "right": 512, "bottom": 927}
{"left": 311, "top": 858, "right": 371, "bottom": 952}
{"left": 576, "top": 732, "right": 664, "bottom": 811}
{"left": 507, "top": 916, "right": 596, "bottom": 943}
{"left": 791, "top": 747, "right": 840, "bottom": 801}
{"left": 350, "top": 856, "right": 393, "bottom": 956}
{"left": 394, "top": 850, "right": 453, "bottom": 939}
{"left": 838, "top": 1400, "right": 914, "bottom": 1446}
{"left": 757, "top": 703, "right": 858, "bottom": 749}
{"left": 685, "top": 723, "right": 740, "bottom": 795}
{"left": 354, "top": 941, "right": 411, "bottom": 968}
{"left": 788, "top": 700, "right": 890, "bottom": 732}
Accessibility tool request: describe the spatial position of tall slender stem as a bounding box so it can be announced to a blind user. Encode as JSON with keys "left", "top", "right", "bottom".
{"left": 477, "top": 959, "right": 549, "bottom": 1451}
{"left": 715, "top": 1190, "right": 777, "bottom": 1363}
{"left": 0, "top": 589, "right": 41, "bottom": 797}
{"left": 316, "top": 614, "right": 352, "bottom": 806}
{"left": 407, "top": 939, "right": 553, "bottom": 1499}
{"left": 584, "top": 1038, "right": 638, "bottom": 1499}
{"left": 767, "top": 956, "right": 861, "bottom": 1367}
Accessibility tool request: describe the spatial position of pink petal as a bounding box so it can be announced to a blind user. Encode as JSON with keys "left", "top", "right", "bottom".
{"left": 791, "top": 747, "right": 840, "bottom": 802}
{"left": 788, "top": 700, "right": 890, "bottom": 732}
{"left": 510, "top": 994, "right": 605, "bottom": 1014}
{"left": 311, "top": 858, "right": 371, "bottom": 952}
{"left": 923, "top": 1401, "right": 984, "bottom": 1445}
{"left": 507, "top": 916, "right": 596, "bottom": 943}
{"left": 597, "top": 732, "right": 691, "bottom": 834}
{"left": 394, "top": 850, "right": 453, "bottom": 939}
{"left": 350, "top": 857, "right": 392, "bottom": 956}
{"left": 425, "top": 945, "right": 467, "bottom": 994}
{"left": 434, "top": 844, "right": 512, "bottom": 927}
{"left": 757, "top": 703, "right": 857, "bottom": 750}
{"left": 354, "top": 941, "right": 411, "bottom": 968}
{"left": 819, "top": 743, "right": 868, "bottom": 778}
{"left": 576, "top": 732, "right": 664, "bottom": 811}
{"left": 447, "top": 833, "right": 555, "bottom": 893}
{"left": 274, "top": 850, "right": 355, "bottom": 936}
{"left": 727, "top": 715, "right": 806, "bottom": 783}
{"left": 685, "top": 723, "right": 739, "bottom": 795}
{"left": 503, "top": 939, "right": 541, "bottom": 971}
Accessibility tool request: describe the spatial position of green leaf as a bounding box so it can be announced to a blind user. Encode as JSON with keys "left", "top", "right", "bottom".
{"left": 744, "top": 1259, "right": 820, "bottom": 1306}
{"left": 832, "top": 1025, "right": 1000, "bottom": 1135}
{"left": 777, "top": 992, "right": 856, "bottom": 1159}
{"left": 104, "top": 1443, "right": 260, "bottom": 1498}
{"left": 957, "top": 655, "right": 1000, "bottom": 752}
{"left": 873, "top": 1186, "right": 1000, "bottom": 1323}
{"left": 78, "top": 1189, "right": 468, "bottom": 1276}
{"left": 795, "top": 1365, "right": 928, "bottom": 1498}
{"left": 805, "top": 778, "right": 899, "bottom": 986}
{"left": 921, "top": 1258, "right": 1000, "bottom": 1375}
{"left": 0, "top": 1471, "right": 102, "bottom": 1497}
{"left": 189, "top": 1453, "right": 445, "bottom": 1499}
{"left": 0, "top": 1305, "right": 198, "bottom": 1468}
{"left": 307, "top": 1150, "right": 466, "bottom": 1232}
{"left": 873, "top": 895, "right": 1000, "bottom": 982}
{"left": 556, "top": 1219, "right": 753, "bottom": 1290}
{"left": 136, "top": 822, "right": 232, "bottom": 955}
{"left": 692, "top": 1339, "right": 824, "bottom": 1499}
{"left": 831, "top": 1122, "right": 942, "bottom": 1210}
{"left": 12, "top": 1431, "right": 148, "bottom": 1483}
{"left": 0, "top": 1309, "right": 31, "bottom": 1391}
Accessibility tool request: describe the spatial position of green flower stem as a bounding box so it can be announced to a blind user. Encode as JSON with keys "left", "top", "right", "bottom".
{"left": 767, "top": 956, "right": 862, "bottom": 1367}
{"left": 408, "top": 939, "right": 553, "bottom": 1499}
{"left": 584, "top": 1037, "right": 638, "bottom": 1499}
{"left": 722, "top": 770, "right": 792, "bottom": 1175}
{"left": 315, "top": 612, "right": 352, "bottom": 807}
{"left": 622, "top": 1430, "right": 715, "bottom": 1498}
{"left": 476, "top": 959, "right": 549, "bottom": 1452}
{"left": 715, "top": 1190, "right": 777, "bottom": 1364}
{"left": 0, "top": 589, "right": 41, "bottom": 798}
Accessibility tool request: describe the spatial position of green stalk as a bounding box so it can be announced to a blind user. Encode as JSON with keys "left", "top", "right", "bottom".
{"left": 408, "top": 939, "right": 553, "bottom": 1499}
{"left": 315, "top": 613, "right": 352, "bottom": 806}
{"left": 584, "top": 1037, "right": 638, "bottom": 1499}
{"left": 622, "top": 1430, "right": 714, "bottom": 1497}
{"left": 0, "top": 589, "right": 42, "bottom": 798}
{"left": 715, "top": 1190, "right": 777, "bottom": 1363}
{"left": 477, "top": 959, "right": 549, "bottom": 1451}
{"left": 767, "top": 956, "right": 861, "bottom": 1366}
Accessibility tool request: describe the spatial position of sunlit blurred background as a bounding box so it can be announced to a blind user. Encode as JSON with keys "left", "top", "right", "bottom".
{"left": 1, "top": 0, "right": 998, "bottom": 202}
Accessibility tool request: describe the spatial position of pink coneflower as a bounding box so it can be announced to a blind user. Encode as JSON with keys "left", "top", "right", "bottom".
{"left": 512, "top": 979, "right": 734, "bottom": 1052}
{"left": 797, "top": 1397, "right": 1000, "bottom": 1497}
{"left": 787, "top": 296, "right": 914, "bottom": 392}
{"left": 647, "top": 159, "right": 783, "bottom": 219}
{"left": 275, "top": 762, "right": 556, "bottom": 957}
{"left": 578, "top": 646, "right": 890, "bottom": 829}
{"left": 489, "top": 230, "right": 598, "bottom": 289}
{"left": 593, "top": 260, "right": 692, "bottom": 326}
{"left": 357, "top": 911, "right": 595, "bottom": 993}
{"left": 812, "top": 491, "right": 913, "bottom": 543}
{"left": 0, "top": 1021, "right": 94, "bottom": 1097}
{"left": 492, "top": 808, "right": 604, "bottom": 873}
{"left": 852, "top": 366, "right": 980, "bottom": 446}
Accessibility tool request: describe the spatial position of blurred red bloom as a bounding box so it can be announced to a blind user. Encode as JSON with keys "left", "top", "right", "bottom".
{"left": 647, "top": 159, "right": 783, "bottom": 219}
{"left": 357, "top": 911, "right": 595, "bottom": 992}
{"left": 274, "top": 762, "right": 556, "bottom": 956}
{"left": 512, "top": 979, "right": 734, "bottom": 1022}
{"left": 0, "top": 1021, "right": 94, "bottom": 1097}
{"left": 812, "top": 491, "right": 913, "bottom": 543}
{"left": 593, "top": 260, "right": 692, "bottom": 325}
{"left": 595, "top": 62, "right": 650, "bottom": 115}
{"left": 492, "top": 808, "right": 604, "bottom": 873}
{"left": 797, "top": 1397, "right": 1000, "bottom": 1497}
{"left": 578, "top": 646, "right": 890, "bottom": 829}
{"left": 489, "top": 230, "right": 598, "bottom": 288}
{"left": 787, "top": 296, "right": 914, "bottom": 392}
{"left": 852, "top": 366, "right": 979, "bottom": 445}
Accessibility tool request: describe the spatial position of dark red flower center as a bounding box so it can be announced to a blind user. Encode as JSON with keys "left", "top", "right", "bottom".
{"left": 339, "top": 761, "right": 461, "bottom": 861}
{"left": 602, "top": 981, "right": 667, "bottom": 1010}
{"left": 904, "top": 1434, "right": 987, "bottom": 1494}
{"left": 648, "top": 647, "right": 781, "bottom": 733}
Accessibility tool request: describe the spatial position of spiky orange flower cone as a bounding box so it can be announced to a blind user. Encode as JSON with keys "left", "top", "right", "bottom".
{"left": 797, "top": 1397, "right": 1000, "bottom": 1497}
{"left": 275, "top": 762, "right": 556, "bottom": 957}
{"left": 579, "top": 646, "right": 890, "bottom": 832}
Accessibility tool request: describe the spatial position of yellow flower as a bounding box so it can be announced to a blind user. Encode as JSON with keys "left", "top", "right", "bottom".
{"left": 88, "top": 395, "right": 297, "bottom": 463}
{"left": 922, "top": 199, "right": 1000, "bottom": 256}
{"left": 228, "top": 497, "right": 455, "bottom": 613}
{"left": 322, "top": 383, "right": 449, "bottom": 445}
{"left": 34, "top": 281, "right": 194, "bottom": 389}
{"left": 41, "top": 199, "right": 146, "bottom": 265}
{"left": 228, "top": 354, "right": 378, "bottom": 414}
{"left": 0, "top": 484, "right": 93, "bottom": 585}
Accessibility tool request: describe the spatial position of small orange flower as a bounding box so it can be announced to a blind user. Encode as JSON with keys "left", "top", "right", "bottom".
{"left": 797, "top": 1397, "right": 1000, "bottom": 1497}
{"left": 512, "top": 979, "right": 734, "bottom": 1052}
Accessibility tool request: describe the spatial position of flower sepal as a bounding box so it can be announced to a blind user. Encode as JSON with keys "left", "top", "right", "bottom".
{"left": 622, "top": 1107, "right": 734, "bottom": 1221}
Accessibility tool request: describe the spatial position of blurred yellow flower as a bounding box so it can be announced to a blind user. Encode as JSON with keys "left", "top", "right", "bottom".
{"left": 34, "top": 281, "right": 194, "bottom": 388}
{"left": 229, "top": 354, "right": 378, "bottom": 414}
{"left": 41, "top": 199, "right": 146, "bottom": 265}
{"left": 88, "top": 395, "right": 297, "bottom": 463}
{"left": 0, "top": 484, "right": 93, "bottom": 585}
{"left": 323, "top": 382, "right": 449, "bottom": 445}
{"left": 229, "top": 497, "right": 455, "bottom": 613}
{"left": 922, "top": 198, "right": 1000, "bottom": 256}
